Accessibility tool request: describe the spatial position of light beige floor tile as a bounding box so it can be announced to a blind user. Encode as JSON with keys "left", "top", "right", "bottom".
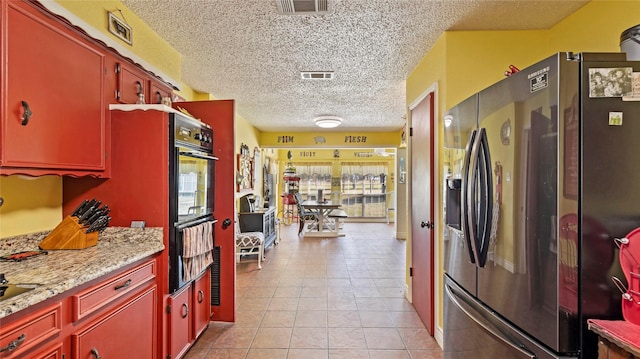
{"left": 328, "top": 327, "right": 367, "bottom": 349}
{"left": 327, "top": 310, "right": 361, "bottom": 327}
{"left": 363, "top": 328, "right": 406, "bottom": 350}
{"left": 384, "top": 298, "right": 415, "bottom": 312}
{"left": 251, "top": 327, "right": 292, "bottom": 348}
{"left": 290, "top": 327, "right": 328, "bottom": 348}
{"left": 390, "top": 311, "right": 426, "bottom": 328}
{"left": 298, "top": 297, "right": 328, "bottom": 310}
{"left": 267, "top": 297, "right": 299, "bottom": 311}
{"left": 368, "top": 349, "right": 411, "bottom": 358}
{"left": 287, "top": 348, "right": 329, "bottom": 359}
{"left": 212, "top": 327, "right": 257, "bottom": 349}
{"left": 203, "top": 348, "right": 248, "bottom": 358}
{"left": 233, "top": 310, "right": 266, "bottom": 328}
{"left": 273, "top": 286, "right": 302, "bottom": 298}
{"left": 328, "top": 349, "right": 369, "bottom": 359}
{"left": 397, "top": 328, "right": 439, "bottom": 350}
{"left": 356, "top": 297, "right": 388, "bottom": 311}
{"left": 245, "top": 348, "right": 288, "bottom": 359}
{"left": 359, "top": 311, "right": 395, "bottom": 328}
{"left": 327, "top": 297, "right": 358, "bottom": 311}
{"left": 301, "top": 286, "right": 328, "bottom": 298}
{"left": 261, "top": 310, "right": 296, "bottom": 327}
{"left": 295, "top": 310, "right": 328, "bottom": 327}
{"left": 407, "top": 349, "right": 444, "bottom": 359}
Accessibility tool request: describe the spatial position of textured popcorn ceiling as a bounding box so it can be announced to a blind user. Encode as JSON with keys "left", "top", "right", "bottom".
{"left": 121, "top": 0, "right": 587, "bottom": 132}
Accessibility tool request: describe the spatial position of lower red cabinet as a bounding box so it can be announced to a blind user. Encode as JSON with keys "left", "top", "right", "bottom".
{"left": 193, "top": 270, "right": 212, "bottom": 339}
{"left": 167, "top": 270, "right": 212, "bottom": 359}
{"left": 72, "top": 285, "right": 157, "bottom": 359}
{"left": 168, "top": 284, "right": 192, "bottom": 359}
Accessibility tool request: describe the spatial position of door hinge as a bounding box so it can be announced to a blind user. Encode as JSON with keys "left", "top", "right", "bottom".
{"left": 409, "top": 267, "right": 413, "bottom": 277}
{"left": 409, "top": 127, "right": 413, "bottom": 137}
{"left": 115, "top": 90, "right": 121, "bottom": 100}
{"left": 166, "top": 304, "right": 171, "bottom": 314}
{"left": 115, "top": 63, "right": 121, "bottom": 73}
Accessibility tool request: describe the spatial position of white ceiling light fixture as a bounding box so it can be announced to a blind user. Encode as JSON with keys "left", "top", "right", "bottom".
{"left": 314, "top": 116, "right": 342, "bottom": 128}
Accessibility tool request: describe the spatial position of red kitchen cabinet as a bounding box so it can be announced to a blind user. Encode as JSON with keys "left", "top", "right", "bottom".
{"left": 1, "top": 1, "right": 108, "bottom": 176}
{"left": 115, "top": 62, "right": 147, "bottom": 105}
{"left": 168, "top": 284, "right": 192, "bottom": 359}
{"left": 193, "top": 270, "right": 212, "bottom": 339}
{"left": 149, "top": 80, "right": 173, "bottom": 104}
{"left": 72, "top": 285, "right": 157, "bottom": 359}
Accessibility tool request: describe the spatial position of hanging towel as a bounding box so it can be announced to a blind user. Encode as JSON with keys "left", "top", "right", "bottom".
{"left": 182, "top": 221, "right": 214, "bottom": 282}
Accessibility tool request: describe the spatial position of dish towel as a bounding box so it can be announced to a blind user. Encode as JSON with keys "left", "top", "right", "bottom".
{"left": 182, "top": 221, "right": 214, "bottom": 282}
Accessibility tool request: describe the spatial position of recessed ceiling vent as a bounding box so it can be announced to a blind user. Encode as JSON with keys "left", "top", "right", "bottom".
{"left": 276, "top": 0, "right": 329, "bottom": 15}
{"left": 301, "top": 71, "right": 334, "bottom": 80}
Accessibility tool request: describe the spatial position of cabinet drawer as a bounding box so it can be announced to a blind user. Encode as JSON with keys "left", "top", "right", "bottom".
{"left": 0, "top": 302, "right": 62, "bottom": 358}
{"left": 72, "top": 259, "right": 156, "bottom": 321}
{"left": 29, "top": 342, "right": 64, "bottom": 359}
{"left": 72, "top": 286, "right": 157, "bottom": 359}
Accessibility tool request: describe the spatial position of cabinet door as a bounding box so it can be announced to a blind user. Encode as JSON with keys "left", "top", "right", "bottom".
{"left": 72, "top": 286, "right": 157, "bottom": 359}
{"left": 3, "top": 2, "right": 106, "bottom": 173}
{"left": 116, "top": 62, "right": 146, "bottom": 104}
{"left": 193, "top": 270, "right": 211, "bottom": 339}
{"left": 168, "top": 284, "right": 192, "bottom": 359}
{"left": 149, "top": 80, "right": 172, "bottom": 105}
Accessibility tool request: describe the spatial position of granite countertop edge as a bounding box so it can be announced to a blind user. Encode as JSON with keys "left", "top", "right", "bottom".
{"left": 0, "top": 227, "right": 164, "bottom": 319}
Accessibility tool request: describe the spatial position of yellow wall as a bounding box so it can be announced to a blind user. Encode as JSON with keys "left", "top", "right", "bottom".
{"left": 406, "top": 0, "right": 640, "bottom": 335}
{"left": 0, "top": 176, "right": 62, "bottom": 237}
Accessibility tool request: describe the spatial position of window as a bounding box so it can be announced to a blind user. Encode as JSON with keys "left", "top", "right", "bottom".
{"left": 341, "top": 163, "right": 388, "bottom": 217}
{"left": 290, "top": 163, "right": 332, "bottom": 200}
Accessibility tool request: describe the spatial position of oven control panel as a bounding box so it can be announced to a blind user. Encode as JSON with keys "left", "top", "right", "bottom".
{"left": 173, "top": 113, "right": 214, "bottom": 153}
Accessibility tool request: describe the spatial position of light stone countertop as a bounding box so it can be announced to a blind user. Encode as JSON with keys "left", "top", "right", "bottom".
{"left": 0, "top": 227, "right": 164, "bottom": 319}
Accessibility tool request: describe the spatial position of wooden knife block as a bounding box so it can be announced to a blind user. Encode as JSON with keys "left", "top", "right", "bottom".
{"left": 39, "top": 215, "right": 98, "bottom": 250}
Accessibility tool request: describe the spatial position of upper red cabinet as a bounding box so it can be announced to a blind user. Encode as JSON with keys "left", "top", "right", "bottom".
{"left": 149, "top": 80, "right": 173, "bottom": 104}
{"left": 1, "top": 1, "right": 108, "bottom": 176}
{"left": 116, "top": 62, "right": 146, "bottom": 105}
{"left": 115, "top": 62, "right": 174, "bottom": 105}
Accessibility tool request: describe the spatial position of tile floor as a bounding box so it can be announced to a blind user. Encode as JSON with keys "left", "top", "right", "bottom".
{"left": 184, "top": 222, "right": 443, "bottom": 359}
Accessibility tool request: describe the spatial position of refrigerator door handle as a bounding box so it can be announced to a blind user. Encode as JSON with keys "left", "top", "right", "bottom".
{"left": 461, "top": 129, "right": 478, "bottom": 264}
{"left": 467, "top": 128, "right": 484, "bottom": 267}
{"left": 476, "top": 129, "right": 493, "bottom": 267}
{"left": 445, "top": 282, "right": 536, "bottom": 359}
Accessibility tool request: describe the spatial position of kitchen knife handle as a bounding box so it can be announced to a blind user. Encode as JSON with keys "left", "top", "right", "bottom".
{"left": 114, "top": 279, "right": 132, "bottom": 291}
{"left": 0, "top": 333, "right": 25, "bottom": 353}
{"left": 20, "top": 101, "right": 32, "bottom": 126}
{"left": 90, "top": 347, "right": 102, "bottom": 359}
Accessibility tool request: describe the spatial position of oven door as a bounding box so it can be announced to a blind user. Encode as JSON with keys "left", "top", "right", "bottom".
{"left": 174, "top": 148, "right": 217, "bottom": 224}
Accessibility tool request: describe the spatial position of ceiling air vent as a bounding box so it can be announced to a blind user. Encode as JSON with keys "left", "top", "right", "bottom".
{"left": 276, "top": 0, "right": 329, "bottom": 15}
{"left": 301, "top": 71, "right": 334, "bottom": 80}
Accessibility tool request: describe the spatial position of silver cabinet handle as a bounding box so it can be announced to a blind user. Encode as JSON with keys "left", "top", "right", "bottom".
{"left": 0, "top": 333, "right": 26, "bottom": 352}
{"left": 91, "top": 347, "right": 102, "bottom": 359}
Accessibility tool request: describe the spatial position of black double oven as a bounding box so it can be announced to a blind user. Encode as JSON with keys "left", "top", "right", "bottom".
{"left": 168, "top": 113, "right": 218, "bottom": 293}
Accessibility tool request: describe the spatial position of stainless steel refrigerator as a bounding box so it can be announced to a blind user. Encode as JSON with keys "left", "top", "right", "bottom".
{"left": 443, "top": 52, "right": 640, "bottom": 359}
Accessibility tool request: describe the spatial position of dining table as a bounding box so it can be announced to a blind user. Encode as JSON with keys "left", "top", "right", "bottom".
{"left": 301, "top": 199, "right": 345, "bottom": 237}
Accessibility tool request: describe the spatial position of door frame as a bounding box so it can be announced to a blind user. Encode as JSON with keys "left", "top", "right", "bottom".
{"left": 407, "top": 83, "right": 440, "bottom": 340}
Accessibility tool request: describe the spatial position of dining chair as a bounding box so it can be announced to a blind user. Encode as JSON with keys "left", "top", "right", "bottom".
{"left": 293, "top": 192, "right": 318, "bottom": 235}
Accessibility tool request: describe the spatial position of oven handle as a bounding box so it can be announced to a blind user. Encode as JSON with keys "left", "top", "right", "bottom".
{"left": 179, "top": 151, "right": 219, "bottom": 161}
{"left": 176, "top": 217, "right": 218, "bottom": 230}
